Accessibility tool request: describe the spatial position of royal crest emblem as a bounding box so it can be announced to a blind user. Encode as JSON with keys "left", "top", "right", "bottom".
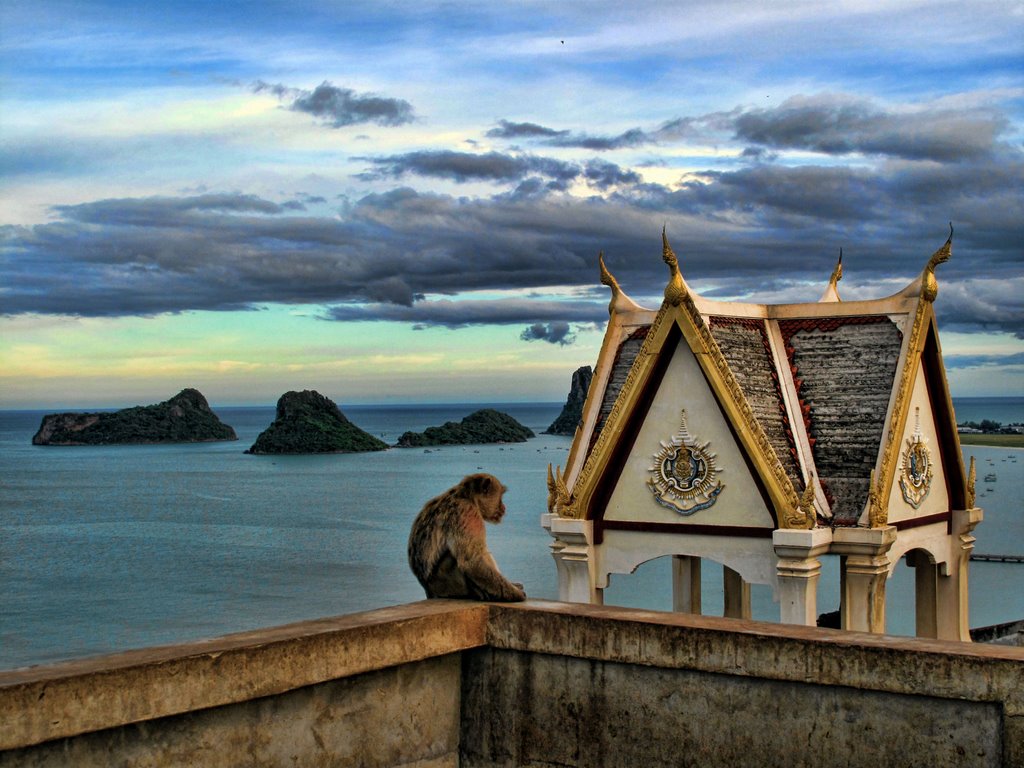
{"left": 647, "top": 410, "right": 724, "bottom": 515}
{"left": 898, "top": 408, "right": 932, "bottom": 509}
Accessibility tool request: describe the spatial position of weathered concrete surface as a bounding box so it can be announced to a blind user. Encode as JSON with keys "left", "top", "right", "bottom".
{"left": 2, "top": 599, "right": 1022, "bottom": 767}
{"left": 463, "top": 649, "right": 1000, "bottom": 767}
{"left": 0, "top": 601, "right": 487, "bottom": 752}
{"left": 1, "top": 655, "right": 460, "bottom": 768}
{"left": 480, "top": 602, "right": 1024, "bottom": 767}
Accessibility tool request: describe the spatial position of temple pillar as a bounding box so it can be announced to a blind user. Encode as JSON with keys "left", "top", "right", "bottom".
{"left": 773, "top": 527, "right": 832, "bottom": 626}
{"left": 723, "top": 566, "right": 751, "bottom": 619}
{"left": 833, "top": 526, "right": 897, "bottom": 633}
{"left": 935, "top": 507, "right": 984, "bottom": 641}
{"left": 907, "top": 550, "right": 938, "bottom": 638}
{"left": 672, "top": 555, "right": 701, "bottom": 614}
{"left": 541, "top": 514, "right": 602, "bottom": 604}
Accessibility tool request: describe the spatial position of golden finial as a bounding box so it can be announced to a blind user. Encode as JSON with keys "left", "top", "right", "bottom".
{"left": 967, "top": 455, "right": 976, "bottom": 509}
{"left": 867, "top": 469, "right": 888, "bottom": 528}
{"left": 783, "top": 473, "right": 817, "bottom": 529}
{"left": 662, "top": 227, "right": 686, "bottom": 306}
{"left": 830, "top": 249, "right": 843, "bottom": 288}
{"left": 546, "top": 463, "right": 557, "bottom": 514}
{"left": 922, "top": 222, "right": 953, "bottom": 302}
{"left": 598, "top": 252, "right": 622, "bottom": 316}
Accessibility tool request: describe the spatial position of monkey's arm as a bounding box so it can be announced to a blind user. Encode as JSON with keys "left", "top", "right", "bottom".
{"left": 450, "top": 509, "right": 526, "bottom": 602}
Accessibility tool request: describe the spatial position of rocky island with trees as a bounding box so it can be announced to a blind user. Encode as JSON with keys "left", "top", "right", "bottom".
{"left": 31, "top": 388, "right": 237, "bottom": 446}
{"left": 395, "top": 408, "right": 535, "bottom": 448}
{"left": 246, "top": 390, "right": 388, "bottom": 454}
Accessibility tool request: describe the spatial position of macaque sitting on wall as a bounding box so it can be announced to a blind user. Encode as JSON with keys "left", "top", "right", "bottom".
{"left": 408, "top": 473, "right": 526, "bottom": 602}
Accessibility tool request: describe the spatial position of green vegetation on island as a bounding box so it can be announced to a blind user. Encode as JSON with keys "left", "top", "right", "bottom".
{"left": 32, "top": 389, "right": 237, "bottom": 446}
{"left": 395, "top": 408, "right": 535, "bottom": 448}
{"left": 246, "top": 390, "right": 388, "bottom": 454}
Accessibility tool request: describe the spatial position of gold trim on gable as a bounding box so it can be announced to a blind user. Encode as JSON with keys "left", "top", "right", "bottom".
{"left": 564, "top": 234, "right": 803, "bottom": 527}
{"left": 870, "top": 231, "right": 952, "bottom": 527}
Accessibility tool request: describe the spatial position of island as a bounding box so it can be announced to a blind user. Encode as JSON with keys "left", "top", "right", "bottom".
{"left": 246, "top": 390, "right": 388, "bottom": 454}
{"left": 545, "top": 365, "right": 593, "bottom": 436}
{"left": 32, "top": 388, "right": 237, "bottom": 445}
{"left": 395, "top": 408, "right": 535, "bottom": 447}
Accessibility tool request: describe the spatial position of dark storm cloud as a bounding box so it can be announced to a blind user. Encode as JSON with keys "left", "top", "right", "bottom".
{"left": 2, "top": 112, "right": 1021, "bottom": 337}
{"left": 520, "top": 321, "right": 576, "bottom": 345}
{"left": 485, "top": 113, "right": 734, "bottom": 152}
{"left": 944, "top": 351, "right": 1024, "bottom": 370}
{"left": 490, "top": 96, "right": 1007, "bottom": 163}
{"left": 732, "top": 95, "right": 1006, "bottom": 161}
{"left": 357, "top": 150, "right": 639, "bottom": 190}
{"left": 253, "top": 80, "right": 415, "bottom": 128}
{"left": 325, "top": 299, "right": 605, "bottom": 328}
{"left": 357, "top": 150, "right": 577, "bottom": 184}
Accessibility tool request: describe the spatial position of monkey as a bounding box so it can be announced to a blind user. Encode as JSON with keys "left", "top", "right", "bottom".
{"left": 408, "top": 473, "right": 526, "bottom": 602}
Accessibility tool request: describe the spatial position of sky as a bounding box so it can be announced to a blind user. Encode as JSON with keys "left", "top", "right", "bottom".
{"left": 1, "top": 0, "right": 1022, "bottom": 409}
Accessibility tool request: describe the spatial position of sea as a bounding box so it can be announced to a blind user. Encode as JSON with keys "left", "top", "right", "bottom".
{"left": 1, "top": 397, "right": 1022, "bottom": 671}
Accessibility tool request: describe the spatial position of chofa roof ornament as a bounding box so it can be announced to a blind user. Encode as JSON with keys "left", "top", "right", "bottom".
{"left": 921, "top": 222, "right": 953, "bottom": 303}
{"left": 599, "top": 252, "right": 642, "bottom": 315}
{"left": 819, "top": 249, "right": 844, "bottom": 303}
{"left": 661, "top": 227, "right": 688, "bottom": 306}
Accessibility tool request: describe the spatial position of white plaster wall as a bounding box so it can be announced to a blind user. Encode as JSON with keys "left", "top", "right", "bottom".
{"left": 604, "top": 335, "right": 774, "bottom": 529}
{"left": 596, "top": 530, "right": 778, "bottom": 589}
{"left": 886, "top": 361, "right": 950, "bottom": 524}
{"left": 885, "top": 521, "right": 954, "bottom": 575}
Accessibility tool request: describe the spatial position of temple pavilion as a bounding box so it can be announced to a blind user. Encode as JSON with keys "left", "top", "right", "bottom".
{"left": 543, "top": 228, "right": 983, "bottom": 640}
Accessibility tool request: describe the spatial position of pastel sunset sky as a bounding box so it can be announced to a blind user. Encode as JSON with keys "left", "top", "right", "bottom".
{"left": 1, "top": 1, "right": 1021, "bottom": 408}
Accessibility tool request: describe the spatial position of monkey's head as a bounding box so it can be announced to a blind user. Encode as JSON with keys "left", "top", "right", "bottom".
{"left": 460, "top": 473, "right": 508, "bottom": 523}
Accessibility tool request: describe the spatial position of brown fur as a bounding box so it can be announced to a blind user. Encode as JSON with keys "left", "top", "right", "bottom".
{"left": 408, "top": 473, "right": 526, "bottom": 602}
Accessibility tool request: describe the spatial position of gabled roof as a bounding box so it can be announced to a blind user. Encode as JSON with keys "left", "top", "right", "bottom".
{"left": 551, "top": 227, "right": 963, "bottom": 531}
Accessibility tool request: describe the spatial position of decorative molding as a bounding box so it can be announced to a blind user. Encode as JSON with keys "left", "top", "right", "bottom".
{"left": 875, "top": 298, "right": 930, "bottom": 522}
{"left": 563, "top": 302, "right": 672, "bottom": 519}
{"left": 647, "top": 410, "right": 725, "bottom": 515}
{"left": 966, "top": 455, "right": 976, "bottom": 510}
{"left": 898, "top": 407, "right": 933, "bottom": 509}
{"left": 868, "top": 469, "right": 889, "bottom": 528}
{"left": 782, "top": 473, "right": 817, "bottom": 530}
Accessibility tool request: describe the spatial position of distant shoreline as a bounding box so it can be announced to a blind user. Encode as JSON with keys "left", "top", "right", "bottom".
{"left": 958, "top": 434, "right": 1024, "bottom": 449}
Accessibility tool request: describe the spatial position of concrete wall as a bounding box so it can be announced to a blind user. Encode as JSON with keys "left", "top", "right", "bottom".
{"left": 2, "top": 601, "right": 1022, "bottom": 767}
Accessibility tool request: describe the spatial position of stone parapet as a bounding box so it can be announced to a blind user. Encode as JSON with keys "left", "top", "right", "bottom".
{"left": 2, "top": 600, "right": 1022, "bottom": 767}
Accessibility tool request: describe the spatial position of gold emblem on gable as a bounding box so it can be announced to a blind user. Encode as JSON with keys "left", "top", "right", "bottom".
{"left": 898, "top": 408, "right": 933, "bottom": 509}
{"left": 648, "top": 410, "right": 724, "bottom": 515}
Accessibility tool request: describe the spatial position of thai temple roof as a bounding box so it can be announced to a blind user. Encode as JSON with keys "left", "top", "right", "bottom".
{"left": 554, "top": 226, "right": 968, "bottom": 532}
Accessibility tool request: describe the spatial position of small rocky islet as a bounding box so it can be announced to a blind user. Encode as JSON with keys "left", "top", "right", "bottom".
{"left": 395, "top": 408, "right": 535, "bottom": 448}
{"left": 31, "top": 388, "right": 237, "bottom": 446}
{"left": 245, "top": 390, "right": 388, "bottom": 454}
{"left": 544, "top": 365, "right": 592, "bottom": 436}
{"left": 32, "top": 370, "right": 584, "bottom": 453}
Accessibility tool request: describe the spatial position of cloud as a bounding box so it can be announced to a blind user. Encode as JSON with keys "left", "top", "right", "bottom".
{"left": 2, "top": 92, "right": 1021, "bottom": 338}
{"left": 356, "top": 150, "right": 640, "bottom": 190}
{"left": 487, "top": 95, "right": 1009, "bottom": 163}
{"left": 944, "top": 351, "right": 1024, "bottom": 370}
{"left": 325, "top": 299, "right": 606, "bottom": 329}
{"left": 520, "top": 321, "right": 576, "bottom": 345}
{"left": 731, "top": 94, "right": 1007, "bottom": 162}
{"left": 486, "top": 120, "right": 569, "bottom": 140}
{"left": 357, "top": 150, "right": 577, "bottom": 184}
{"left": 254, "top": 80, "right": 415, "bottom": 128}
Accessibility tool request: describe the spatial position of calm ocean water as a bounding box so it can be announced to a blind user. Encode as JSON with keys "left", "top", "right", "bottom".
{"left": 1, "top": 398, "right": 1022, "bottom": 670}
